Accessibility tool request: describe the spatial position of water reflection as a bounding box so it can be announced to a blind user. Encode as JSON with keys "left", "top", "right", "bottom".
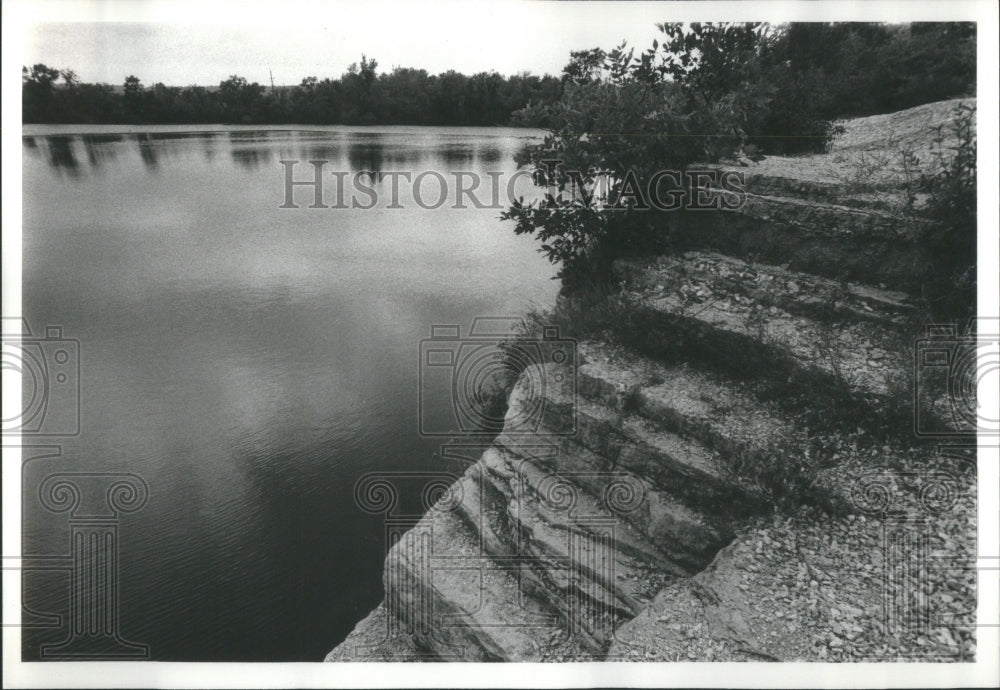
{"left": 477, "top": 146, "right": 503, "bottom": 163}
{"left": 24, "top": 128, "right": 531, "bottom": 182}
{"left": 231, "top": 146, "right": 274, "bottom": 170}
{"left": 21, "top": 123, "right": 555, "bottom": 661}
{"left": 228, "top": 130, "right": 274, "bottom": 169}
{"left": 439, "top": 144, "right": 476, "bottom": 163}
{"left": 290, "top": 142, "right": 344, "bottom": 162}
{"left": 137, "top": 134, "right": 160, "bottom": 170}
{"left": 82, "top": 134, "right": 123, "bottom": 168}
{"left": 44, "top": 136, "right": 81, "bottom": 177}
{"left": 202, "top": 134, "right": 218, "bottom": 162}
{"left": 346, "top": 142, "right": 385, "bottom": 179}
{"left": 229, "top": 130, "right": 269, "bottom": 141}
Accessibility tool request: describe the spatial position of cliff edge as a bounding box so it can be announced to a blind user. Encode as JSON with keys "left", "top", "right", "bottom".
{"left": 327, "top": 98, "right": 977, "bottom": 662}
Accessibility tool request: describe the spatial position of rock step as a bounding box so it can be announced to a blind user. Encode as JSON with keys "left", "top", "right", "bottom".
{"left": 477, "top": 448, "right": 688, "bottom": 576}
{"left": 453, "top": 460, "right": 673, "bottom": 652}
{"left": 576, "top": 340, "right": 816, "bottom": 486}
{"left": 657, "top": 193, "right": 937, "bottom": 292}
{"left": 612, "top": 255, "right": 915, "bottom": 432}
{"left": 488, "top": 437, "right": 734, "bottom": 572}
{"left": 617, "top": 251, "right": 917, "bottom": 329}
{"left": 381, "top": 477, "right": 593, "bottom": 661}
{"left": 577, "top": 340, "right": 933, "bottom": 510}
{"left": 709, "top": 189, "right": 932, "bottom": 241}
{"left": 524, "top": 364, "right": 764, "bottom": 506}
{"left": 700, "top": 166, "right": 914, "bottom": 213}
{"left": 505, "top": 364, "right": 768, "bottom": 510}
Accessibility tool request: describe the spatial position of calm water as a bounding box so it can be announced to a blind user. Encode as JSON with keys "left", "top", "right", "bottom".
{"left": 19, "top": 125, "right": 558, "bottom": 660}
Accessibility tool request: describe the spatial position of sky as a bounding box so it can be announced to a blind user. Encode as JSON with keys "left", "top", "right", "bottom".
{"left": 21, "top": 1, "right": 684, "bottom": 87}
{"left": 16, "top": 0, "right": 983, "bottom": 87}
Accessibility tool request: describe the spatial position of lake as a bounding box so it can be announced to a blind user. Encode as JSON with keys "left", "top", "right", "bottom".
{"left": 19, "top": 125, "right": 558, "bottom": 660}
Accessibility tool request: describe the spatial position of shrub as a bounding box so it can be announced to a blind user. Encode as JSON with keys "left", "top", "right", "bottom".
{"left": 658, "top": 22, "right": 839, "bottom": 155}
{"left": 501, "top": 72, "right": 734, "bottom": 283}
{"left": 920, "top": 103, "right": 977, "bottom": 321}
{"left": 502, "top": 23, "right": 841, "bottom": 282}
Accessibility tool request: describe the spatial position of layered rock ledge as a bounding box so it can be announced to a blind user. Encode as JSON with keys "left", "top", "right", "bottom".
{"left": 327, "top": 99, "right": 977, "bottom": 662}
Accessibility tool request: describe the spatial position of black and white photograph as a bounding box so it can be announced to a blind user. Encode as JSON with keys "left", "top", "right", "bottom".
{"left": 2, "top": 1, "right": 997, "bottom": 687}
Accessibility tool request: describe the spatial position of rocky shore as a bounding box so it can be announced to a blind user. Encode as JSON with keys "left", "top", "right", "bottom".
{"left": 327, "top": 98, "right": 977, "bottom": 662}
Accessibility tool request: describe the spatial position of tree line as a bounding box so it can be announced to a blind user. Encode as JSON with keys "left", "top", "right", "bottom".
{"left": 24, "top": 22, "right": 973, "bottom": 130}
{"left": 22, "top": 56, "right": 562, "bottom": 126}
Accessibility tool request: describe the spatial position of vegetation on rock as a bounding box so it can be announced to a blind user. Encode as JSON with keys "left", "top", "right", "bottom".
{"left": 501, "top": 23, "right": 975, "bottom": 286}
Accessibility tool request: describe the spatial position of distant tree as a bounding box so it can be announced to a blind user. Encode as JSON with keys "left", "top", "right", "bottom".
{"left": 189, "top": 86, "right": 224, "bottom": 123}
{"left": 339, "top": 55, "right": 379, "bottom": 124}
{"left": 336, "top": 57, "right": 372, "bottom": 123}
{"left": 380, "top": 67, "right": 432, "bottom": 124}
{"left": 123, "top": 75, "right": 144, "bottom": 122}
{"left": 218, "top": 75, "right": 266, "bottom": 123}
{"left": 70, "top": 82, "right": 118, "bottom": 123}
{"left": 22, "top": 64, "right": 62, "bottom": 122}
{"left": 775, "top": 22, "right": 975, "bottom": 117}
{"left": 561, "top": 48, "right": 606, "bottom": 85}
{"left": 430, "top": 70, "right": 469, "bottom": 125}
{"left": 150, "top": 83, "right": 178, "bottom": 123}
{"left": 466, "top": 72, "right": 507, "bottom": 125}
